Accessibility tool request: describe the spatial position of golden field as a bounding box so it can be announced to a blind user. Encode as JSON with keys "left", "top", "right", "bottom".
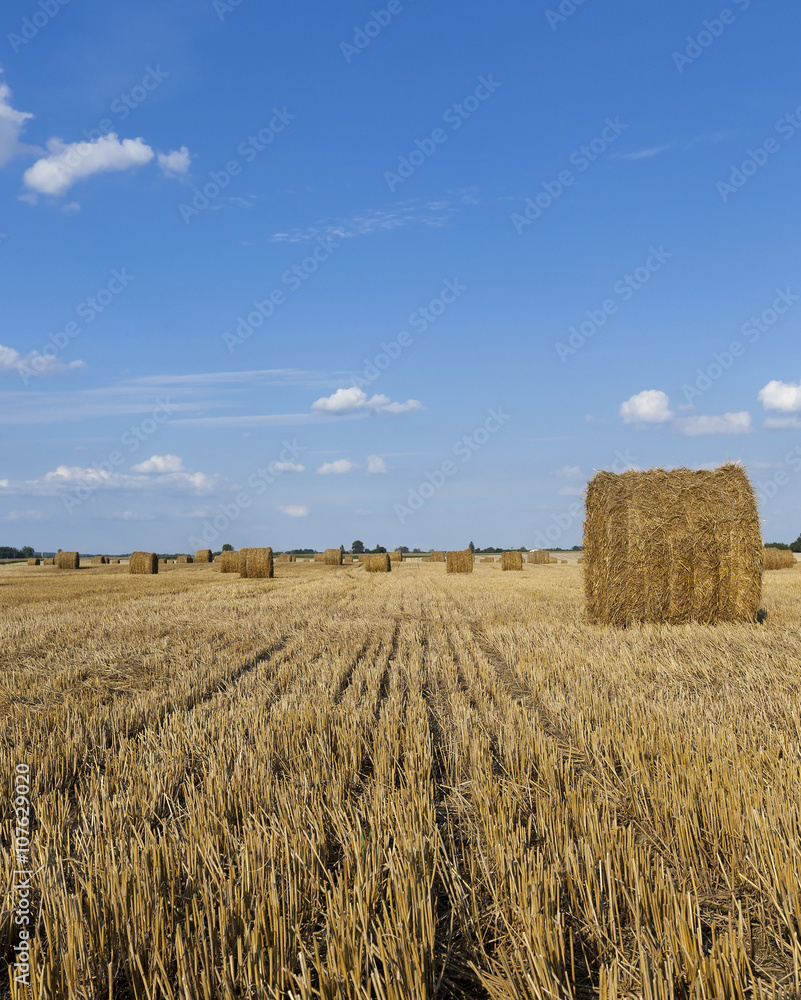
{"left": 1, "top": 557, "right": 800, "bottom": 999}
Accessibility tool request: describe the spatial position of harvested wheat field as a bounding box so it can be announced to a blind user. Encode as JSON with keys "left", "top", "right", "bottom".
{"left": 1, "top": 556, "right": 800, "bottom": 999}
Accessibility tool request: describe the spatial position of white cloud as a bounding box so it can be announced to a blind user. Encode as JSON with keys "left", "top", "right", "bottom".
{"left": 311, "top": 387, "right": 423, "bottom": 416}
{"left": 269, "top": 461, "right": 304, "bottom": 473}
{"left": 620, "top": 389, "right": 673, "bottom": 424}
{"left": 764, "top": 416, "right": 801, "bottom": 430}
{"left": 278, "top": 505, "right": 309, "bottom": 517}
{"left": 0, "top": 78, "right": 34, "bottom": 167}
{"left": 317, "top": 459, "right": 356, "bottom": 475}
{"left": 554, "top": 465, "right": 581, "bottom": 479}
{"left": 0, "top": 342, "right": 86, "bottom": 378}
{"left": 0, "top": 458, "right": 223, "bottom": 496}
{"left": 366, "top": 455, "right": 387, "bottom": 474}
{"left": 1, "top": 509, "right": 45, "bottom": 521}
{"left": 23, "top": 133, "right": 155, "bottom": 197}
{"left": 758, "top": 379, "right": 801, "bottom": 412}
{"left": 673, "top": 412, "right": 753, "bottom": 436}
{"left": 130, "top": 454, "right": 185, "bottom": 474}
{"left": 157, "top": 146, "right": 191, "bottom": 178}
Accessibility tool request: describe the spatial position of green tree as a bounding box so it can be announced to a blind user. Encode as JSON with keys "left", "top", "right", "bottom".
{"left": 222, "top": 543, "right": 234, "bottom": 551}
{"left": 468, "top": 541, "right": 475, "bottom": 553}
{"left": 352, "top": 540, "right": 365, "bottom": 554}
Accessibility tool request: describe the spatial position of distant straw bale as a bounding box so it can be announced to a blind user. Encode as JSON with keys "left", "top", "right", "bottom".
{"left": 501, "top": 551, "right": 523, "bottom": 571}
{"left": 480, "top": 557, "right": 495, "bottom": 563}
{"left": 313, "top": 553, "right": 325, "bottom": 562}
{"left": 429, "top": 551, "right": 445, "bottom": 562}
{"left": 389, "top": 551, "right": 402, "bottom": 562}
{"left": 177, "top": 555, "right": 193, "bottom": 564}
{"left": 129, "top": 552, "right": 158, "bottom": 575}
{"left": 342, "top": 555, "right": 353, "bottom": 563}
{"left": 56, "top": 552, "right": 80, "bottom": 569}
{"left": 194, "top": 549, "right": 212, "bottom": 563}
{"left": 277, "top": 553, "right": 296, "bottom": 563}
{"left": 549, "top": 557, "right": 558, "bottom": 563}
{"left": 446, "top": 550, "right": 474, "bottom": 574}
{"left": 364, "top": 553, "right": 391, "bottom": 573}
{"left": 561, "top": 559, "right": 568, "bottom": 564}
{"left": 240, "top": 547, "right": 273, "bottom": 579}
{"left": 324, "top": 548, "right": 342, "bottom": 566}
{"left": 577, "top": 557, "right": 584, "bottom": 564}
{"left": 27, "top": 557, "right": 40, "bottom": 566}
{"left": 527, "top": 550, "right": 549, "bottom": 565}
{"left": 219, "top": 550, "right": 239, "bottom": 573}
{"left": 90, "top": 556, "right": 108, "bottom": 566}
{"left": 42, "top": 558, "right": 54, "bottom": 565}
{"left": 763, "top": 547, "right": 795, "bottom": 570}
{"left": 584, "top": 463, "right": 762, "bottom": 626}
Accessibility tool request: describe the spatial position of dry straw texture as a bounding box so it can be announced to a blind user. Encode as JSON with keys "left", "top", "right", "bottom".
{"left": 129, "top": 552, "right": 158, "bottom": 575}
{"left": 194, "top": 549, "right": 212, "bottom": 563}
{"left": 561, "top": 559, "right": 568, "bottom": 564}
{"left": 218, "top": 551, "right": 239, "bottom": 573}
{"left": 27, "top": 557, "right": 40, "bottom": 566}
{"left": 577, "top": 557, "right": 585, "bottom": 564}
{"left": 56, "top": 551, "right": 80, "bottom": 569}
{"left": 501, "top": 551, "right": 523, "bottom": 571}
{"left": 91, "top": 556, "right": 108, "bottom": 566}
{"left": 42, "top": 557, "right": 54, "bottom": 565}
{"left": 584, "top": 463, "right": 762, "bottom": 626}
{"left": 763, "top": 546, "right": 795, "bottom": 570}
{"left": 240, "top": 547, "right": 274, "bottom": 579}
{"left": 429, "top": 551, "right": 446, "bottom": 562}
{"left": 389, "top": 551, "right": 402, "bottom": 563}
{"left": 177, "top": 555, "right": 194, "bottom": 564}
{"left": 549, "top": 557, "right": 558, "bottom": 564}
{"left": 480, "top": 557, "right": 495, "bottom": 563}
{"left": 364, "top": 553, "right": 391, "bottom": 573}
{"left": 342, "top": 555, "right": 353, "bottom": 563}
{"left": 527, "top": 550, "right": 550, "bottom": 565}
{"left": 313, "top": 553, "right": 325, "bottom": 562}
{"left": 446, "top": 550, "right": 474, "bottom": 574}
{"left": 324, "top": 548, "right": 342, "bottom": 566}
{"left": 277, "top": 553, "right": 296, "bottom": 563}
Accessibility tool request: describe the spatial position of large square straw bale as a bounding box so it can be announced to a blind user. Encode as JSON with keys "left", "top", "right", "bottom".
{"left": 240, "top": 547, "right": 273, "bottom": 578}
{"left": 584, "top": 464, "right": 762, "bottom": 626}
{"left": 501, "top": 551, "right": 523, "bottom": 570}
{"left": 446, "top": 550, "right": 474, "bottom": 574}
{"left": 324, "top": 548, "right": 342, "bottom": 565}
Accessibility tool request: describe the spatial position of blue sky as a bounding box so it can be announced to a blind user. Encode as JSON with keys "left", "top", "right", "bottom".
{"left": 1, "top": 0, "right": 800, "bottom": 553}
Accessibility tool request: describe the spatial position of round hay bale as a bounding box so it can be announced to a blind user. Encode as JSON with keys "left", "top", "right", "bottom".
{"left": 218, "top": 550, "right": 239, "bottom": 573}
{"left": 176, "top": 555, "right": 193, "bottom": 564}
{"left": 194, "top": 549, "right": 212, "bottom": 563}
{"left": 240, "top": 547, "right": 273, "bottom": 579}
{"left": 527, "top": 550, "right": 549, "bottom": 565}
{"left": 277, "top": 553, "right": 296, "bottom": 563}
{"left": 389, "top": 551, "right": 402, "bottom": 563}
{"left": 27, "top": 557, "right": 40, "bottom": 566}
{"left": 313, "top": 553, "right": 325, "bottom": 562}
{"left": 42, "top": 557, "right": 55, "bottom": 565}
{"left": 429, "top": 551, "right": 445, "bottom": 562}
{"left": 364, "top": 553, "right": 391, "bottom": 573}
{"left": 446, "top": 550, "right": 474, "bottom": 574}
{"left": 561, "top": 559, "right": 568, "bottom": 564}
{"left": 56, "top": 551, "right": 80, "bottom": 570}
{"left": 90, "top": 556, "right": 108, "bottom": 566}
{"left": 324, "top": 548, "right": 342, "bottom": 566}
{"left": 763, "top": 547, "right": 795, "bottom": 570}
{"left": 129, "top": 552, "right": 158, "bottom": 575}
{"left": 584, "top": 463, "right": 762, "bottom": 626}
{"left": 501, "top": 551, "right": 523, "bottom": 571}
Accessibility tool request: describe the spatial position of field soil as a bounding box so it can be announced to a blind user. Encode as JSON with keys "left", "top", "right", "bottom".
{"left": 1, "top": 558, "right": 800, "bottom": 998}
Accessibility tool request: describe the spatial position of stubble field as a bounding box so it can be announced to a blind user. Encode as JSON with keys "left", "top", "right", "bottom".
{"left": 1, "top": 558, "right": 800, "bottom": 999}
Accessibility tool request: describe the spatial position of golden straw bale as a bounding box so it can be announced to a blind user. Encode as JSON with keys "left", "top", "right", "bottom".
{"left": 42, "top": 557, "right": 55, "bottom": 565}
{"left": 324, "top": 548, "right": 342, "bottom": 566}
{"left": 176, "top": 555, "right": 193, "bottom": 564}
{"left": 577, "top": 556, "right": 584, "bottom": 564}
{"left": 27, "top": 557, "right": 40, "bottom": 566}
{"left": 527, "top": 550, "right": 549, "bottom": 564}
{"left": 218, "top": 550, "right": 239, "bottom": 573}
{"left": 90, "top": 556, "right": 108, "bottom": 566}
{"left": 56, "top": 551, "right": 80, "bottom": 569}
{"left": 389, "top": 551, "right": 402, "bottom": 562}
{"left": 364, "top": 553, "right": 391, "bottom": 573}
{"left": 446, "top": 550, "right": 474, "bottom": 574}
{"left": 549, "top": 557, "right": 558, "bottom": 563}
{"left": 561, "top": 559, "right": 568, "bottom": 564}
{"left": 240, "top": 547, "right": 273, "bottom": 579}
{"left": 313, "top": 553, "right": 325, "bottom": 562}
{"left": 480, "top": 557, "right": 495, "bottom": 563}
{"left": 194, "top": 549, "right": 212, "bottom": 563}
{"left": 763, "top": 547, "right": 795, "bottom": 570}
{"left": 501, "top": 551, "right": 523, "bottom": 570}
{"left": 277, "top": 553, "right": 295, "bottom": 563}
{"left": 584, "top": 463, "right": 762, "bottom": 626}
{"left": 429, "top": 551, "right": 445, "bottom": 562}
{"left": 129, "top": 552, "right": 158, "bottom": 575}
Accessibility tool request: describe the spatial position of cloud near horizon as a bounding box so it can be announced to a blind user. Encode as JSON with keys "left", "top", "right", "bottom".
{"left": 0, "top": 455, "right": 223, "bottom": 496}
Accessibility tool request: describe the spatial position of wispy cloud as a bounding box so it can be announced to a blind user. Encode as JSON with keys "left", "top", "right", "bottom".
{"left": 317, "top": 459, "right": 356, "bottom": 475}
{"left": 278, "top": 505, "right": 308, "bottom": 517}
{"left": 613, "top": 143, "right": 674, "bottom": 161}
{"left": 0, "top": 456, "right": 225, "bottom": 496}
{"left": 673, "top": 412, "right": 753, "bottom": 436}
